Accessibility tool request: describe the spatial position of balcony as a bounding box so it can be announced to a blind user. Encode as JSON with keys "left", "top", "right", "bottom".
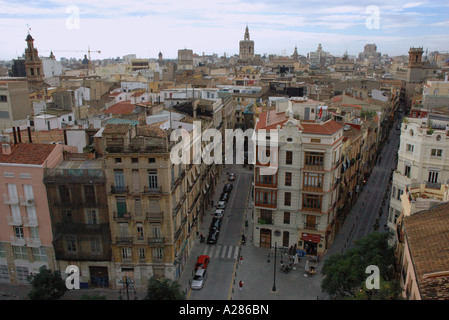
{"left": 304, "top": 222, "right": 318, "bottom": 230}
{"left": 115, "top": 236, "right": 133, "bottom": 245}
{"left": 148, "top": 237, "right": 165, "bottom": 247}
{"left": 143, "top": 186, "right": 162, "bottom": 194}
{"left": 26, "top": 237, "right": 41, "bottom": 248}
{"left": 111, "top": 186, "right": 129, "bottom": 194}
{"left": 257, "top": 218, "right": 273, "bottom": 225}
{"left": 3, "top": 194, "right": 19, "bottom": 205}
{"left": 147, "top": 211, "right": 164, "bottom": 222}
{"left": 113, "top": 212, "right": 132, "bottom": 222}
{"left": 10, "top": 236, "right": 26, "bottom": 246}
{"left": 19, "top": 196, "right": 35, "bottom": 207}
{"left": 6, "top": 214, "right": 22, "bottom": 226}
{"left": 23, "top": 216, "right": 39, "bottom": 227}
{"left": 254, "top": 201, "right": 277, "bottom": 209}
{"left": 304, "top": 164, "right": 324, "bottom": 171}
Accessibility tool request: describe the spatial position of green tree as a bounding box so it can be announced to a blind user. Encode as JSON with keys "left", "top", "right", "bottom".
{"left": 321, "top": 232, "right": 397, "bottom": 299}
{"left": 27, "top": 266, "right": 68, "bottom": 300}
{"left": 144, "top": 276, "right": 186, "bottom": 300}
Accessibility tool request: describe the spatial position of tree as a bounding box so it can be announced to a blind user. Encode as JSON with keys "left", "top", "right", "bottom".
{"left": 27, "top": 266, "right": 67, "bottom": 300}
{"left": 321, "top": 232, "right": 397, "bottom": 299}
{"left": 144, "top": 276, "right": 186, "bottom": 300}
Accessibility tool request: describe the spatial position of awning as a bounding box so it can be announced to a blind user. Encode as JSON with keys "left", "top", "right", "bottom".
{"left": 301, "top": 233, "right": 321, "bottom": 243}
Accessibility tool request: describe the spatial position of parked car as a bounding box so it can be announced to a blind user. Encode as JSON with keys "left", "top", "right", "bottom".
{"left": 210, "top": 217, "right": 222, "bottom": 231}
{"left": 220, "top": 192, "right": 229, "bottom": 202}
{"left": 191, "top": 268, "right": 207, "bottom": 289}
{"left": 207, "top": 229, "right": 220, "bottom": 244}
{"left": 223, "top": 183, "right": 233, "bottom": 193}
{"left": 195, "top": 255, "right": 210, "bottom": 271}
{"left": 228, "top": 173, "right": 235, "bottom": 181}
{"left": 214, "top": 209, "right": 225, "bottom": 219}
{"left": 217, "top": 201, "right": 226, "bottom": 209}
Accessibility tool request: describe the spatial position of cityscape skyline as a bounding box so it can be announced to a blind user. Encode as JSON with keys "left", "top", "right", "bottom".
{"left": 1, "top": 0, "right": 449, "bottom": 61}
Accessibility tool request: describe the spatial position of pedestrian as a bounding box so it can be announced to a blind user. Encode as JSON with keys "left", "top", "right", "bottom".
{"left": 239, "top": 256, "right": 243, "bottom": 266}
{"left": 239, "top": 280, "right": 244, "bottom": 291}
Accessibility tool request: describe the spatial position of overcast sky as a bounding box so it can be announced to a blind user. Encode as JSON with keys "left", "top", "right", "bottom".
{"left": 1, "top": 0, "right": 448, "bottom": 61}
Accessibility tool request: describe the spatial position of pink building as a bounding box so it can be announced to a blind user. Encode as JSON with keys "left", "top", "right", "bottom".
{"left": 0, "top": 143, "right": 74, "bottom": 284}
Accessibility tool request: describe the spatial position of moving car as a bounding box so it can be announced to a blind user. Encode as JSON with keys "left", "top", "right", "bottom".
{"left": 217, "top": 201, "right": 226, "bottom": 209}
{"left": 214, "top": 209, "right": 225, "bottom": 219}
{"left": 207, "top": 229, "right": 220, "bottom": 244}
{"left": 228, "top": 173, "right": 235, "bottom": 181}
{"left": 191, "top": 268, "right": 207, "bottom": 289}
{"left": 195, "top": 255, "right": 210, "bottom": 271}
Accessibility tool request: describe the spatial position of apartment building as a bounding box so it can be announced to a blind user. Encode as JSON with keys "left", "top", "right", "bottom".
{"left": 43, "top": 156, "right": 113, "bottom": 288}
{"left": 102, "top": 114, "right": 220, "bottom": 287}
{"left": 253, "top": 104, "right": 343, "bottom": 256}
{"left": 0, "top": 143, "right": 73, "bottom": 284}
{"left": 388, "top": 113, "right": 449, "bottom": 243}
{"left": 0, "top": 78, "right": 32, "bottom": 131}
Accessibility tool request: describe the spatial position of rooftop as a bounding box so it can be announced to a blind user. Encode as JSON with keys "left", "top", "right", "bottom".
{"left": 0, "top": 143, "right": 56, "bottom": 165}
{"left": 404, "top": 202, "right": 449, "bottom": 300}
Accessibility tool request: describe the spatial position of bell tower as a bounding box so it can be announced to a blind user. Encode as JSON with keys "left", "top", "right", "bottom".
{"left": 407, "top": 47, "right": 424, "bottom": 83}
{"left": 239, "top": 25, "right": 255, "bottom": 63}
{"left": 24, "top": 31, "right": 44, "bottom": 87}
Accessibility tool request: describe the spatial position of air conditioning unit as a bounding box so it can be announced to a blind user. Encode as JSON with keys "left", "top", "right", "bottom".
{"left": 27, "top": 199, "right": 35, "bottom": 205}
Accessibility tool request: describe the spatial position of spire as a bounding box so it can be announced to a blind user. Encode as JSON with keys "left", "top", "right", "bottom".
{"left": 244, "top": 25, "right": 250, "bottom": 41}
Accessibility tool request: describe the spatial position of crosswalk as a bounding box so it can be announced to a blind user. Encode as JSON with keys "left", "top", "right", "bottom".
{"left": 201, "top": 244, "right": 240, "bottom": 261}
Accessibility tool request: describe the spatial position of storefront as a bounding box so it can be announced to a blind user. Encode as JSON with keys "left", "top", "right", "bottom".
{"left": 299, "top": 233, "right": 322, "bottom": 255}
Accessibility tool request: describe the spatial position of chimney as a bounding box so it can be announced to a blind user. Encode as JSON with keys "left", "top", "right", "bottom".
{"left": 17, "top": 127, "right": 22, "bottom": 143}
{"left": 2, "top": 144, "right": 11, "bottom": 155}
{"left": 27, "top": 127, "right": 32, "bottom": 143}
{"left": 12, "top": 127, "right": 17, "bottom": 145}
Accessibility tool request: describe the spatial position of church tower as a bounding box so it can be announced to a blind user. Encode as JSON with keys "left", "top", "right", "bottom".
{"left": 239, "top": 25, "right": 255, "bottom": 63}
{"left": 24, "top": 31, "right": 44, "bottom": 87}
{"left": 292, "top": 46, "right": 299, "bottom": 61}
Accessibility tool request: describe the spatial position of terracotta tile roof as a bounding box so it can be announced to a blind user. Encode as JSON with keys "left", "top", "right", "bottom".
{"left": 109, "top": 92, "right": 121, "bottom": 97}
{"left": 102, "top": 123, "right": 130, "bottom": 135}
{"left": 404, "top": 202, "right": 449, "bottom": 300}
{"left": 0, "top": 143, "right": 56, "bottom": 165}
{"left": 103, "top": 101, "right": 135, "bottom": 115}
{"left": 256, "top": 110, "right": 342, "bottom": 135}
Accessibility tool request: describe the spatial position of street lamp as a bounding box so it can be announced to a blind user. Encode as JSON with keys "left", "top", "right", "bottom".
{"left": 119, "top": 276, "right": 138, "bottom": 300}
{"left": 267, "top": 242, "right": 277, "bottom": 292}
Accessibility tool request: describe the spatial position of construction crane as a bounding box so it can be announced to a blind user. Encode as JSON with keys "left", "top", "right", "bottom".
{"left": 41, "top": 46, "right": 101, "bottom": 70}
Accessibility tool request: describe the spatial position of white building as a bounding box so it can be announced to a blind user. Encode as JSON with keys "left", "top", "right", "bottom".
{"left": 388, "top": 113, "right": 449, "bottom": 243}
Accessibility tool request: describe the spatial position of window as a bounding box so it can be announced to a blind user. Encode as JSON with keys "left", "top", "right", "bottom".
{"left": 304, "top": 151, "right": 324, "bottom": 169}
{"left": 29, "top": 227, "right": 39, "bottom": 241}
{"left": 404, "top": 165, "right": 411, "bottom": 178}
{"left": 260, "top": 209, "right": 273, "bottom": 224}
{"left": 148, "top": 170, "right": 158, "bottom": 189}
{"left": 153, "top": 248, "right": 163, "bottom": 261}
{"left": 396, "top": 189, "right": 403, "bottom": 201}
{"left": 13, "top": 246, "right": 28, "bottom": 260}
{"left": 16, "top": 266, "right": 29, "bottom": 284}
{"left": 284, "top": 192, "right": 291, "bottom": 206}
{"left": 0, "top": 244, "right": 6, "bottom": 258}
{"left": 431, "top": 149, "right": 442, "bottom": 157}
{"left": 114, "top": 158, "right": 122, "bottom": 164}
{"left": 116, "top": 197, "right": 127, "bottom": 216}
{"left": 428, "top": 171, "right": 439, "bottom": 184}
{"left": 114, "top": 170, "right": 125, "bottom": 187}
{"left": 139, "top": 248, "right": 146, "bottom": 261}
{"left": 121, "top": 248, "right": 132, "bottom": 261}
{"left": 303, "top": 172, "right": 323, "bottom": 190}
{"left": 86, "top": 209, "right": 98, "bottom": 225}
{"left": 136, "top": 223, "right": 144, "bottom": 240}
{"left": 406, "top": 144, "right": 414, "bottom": 152}
{"left": 0, "top": 265, "right": 9, "bottom": 283}
{"left": 32, "top": 247, "right": 47, "bottom": 262}
{"left": 286, "top": 151, "right": 293, "bottom": 165}
{"left": 285, "top": 172, "right": 292, "bottom": 186}
{"left": 63, "top": 209, "right": 72, "bottom": 223}
{"left": 132, "top": 158, "right": 138, "bottom": 164}
{"left": 284, "top": 212, "right": 290, "bottom": 224}
{"left": 311, "top": 139, "right": 321, "bottom": 143}
{"left": 14, "top": 226, "right": 24, "bottom": 239}
{"left": 65, "top": 236, "right": 77, "bottom": 253}
{"left": 0, "top": 95, "right": 7, "bottom": 102}
{"left": 90, "top": 237, "right": 102, "bottom": 254}
{"left": 148, "top": 158, "right": 156, "bottom": 163}
{"left": 303, "top": 194, "right": 322, "bottom": 211}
